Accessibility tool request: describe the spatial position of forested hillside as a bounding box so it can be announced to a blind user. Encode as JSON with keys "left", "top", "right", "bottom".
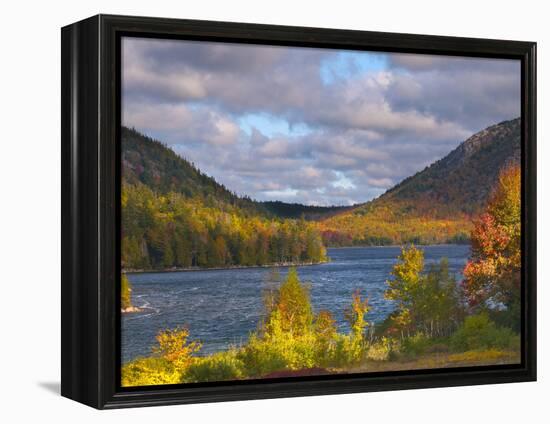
{"left": 121, "top": 127, "right": 327, "bottom": 270}
{"left": 122, "top": 127, "right": 266, "bottom": 217}
{"left": 319, "top": 118, "right": 521, "bottom": 246}
{"left": 378, "top": 118, "right": 520, "bottom": 216}
{"left": 262, "top": 201, "right": 350, "bottom": 220}
{"left": 122, "top": 118, "right": 521, "bottom": 266}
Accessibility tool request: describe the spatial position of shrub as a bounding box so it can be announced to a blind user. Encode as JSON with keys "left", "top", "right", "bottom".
{"left": 425, "top": 343, "right": 450, "bottom": 354}
{"left": 331, "top": 334, "right": 365, "bottom": 367}
{"left": 238, "top": 332, "right": 317, "bottom": 376}
{"left": 185, "top": 350, "right": 245, "bottom": 383}
{"left": 121, "top": 357, "right": 182, "bottom": 387}
{"left": 401, "top": 332, "right": 431, "bottom": 357}
{"left": 313, "top": 310, "right": 338, "bottom": 366}
{"left": 450, "top": 314, "right": 519, "bottom": 352}
{"left": 367, "top": 337, "right": 395, "bottom": 361}
{"left": 330, "top": 290, "right": 371, "bottom": 367}
{"left": 238, "top": 334, "right": 288, "bottom": 376}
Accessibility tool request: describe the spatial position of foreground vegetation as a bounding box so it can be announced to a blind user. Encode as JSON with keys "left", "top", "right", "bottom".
{"left": 122, "top": 262, "right": 519, "bottom": 386}
{"left": 122, "top": 164, "right": 521, "bottom": 386}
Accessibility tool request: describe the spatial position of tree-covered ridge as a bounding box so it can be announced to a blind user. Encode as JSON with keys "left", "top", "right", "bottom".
{"left": 122, "top": 127, "right": 268, "bottom": 218}
{"left": 122, "top": 127, "right": 348, "bottom": 220}
{"left": 122, "top": 118, "right": 520, "bottom": 257}
{"left": 122, "top": 127, "right": 331, "bottom": 270}
{"left": 261, "top": 201, "right": 351, "bottom": 220}
{"left": 122, "top": 182, "right": 327, "bottom": 270}
{"left": 318, "top": 203, "right": 472, "bottom": 246}
{"left": 319, "top": 118, "right": 520, "bottom": 246}
{"left": 381, "top": 118, "right": 520, "bottom": 216}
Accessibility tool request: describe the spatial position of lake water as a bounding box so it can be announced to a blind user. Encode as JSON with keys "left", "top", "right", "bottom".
{"left": 122, "top": 245, "right": 470, "bottom": 363}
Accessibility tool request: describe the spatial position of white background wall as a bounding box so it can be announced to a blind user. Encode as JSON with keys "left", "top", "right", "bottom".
{"left": 0, "top": 0, "right": 546, "bottom": 421}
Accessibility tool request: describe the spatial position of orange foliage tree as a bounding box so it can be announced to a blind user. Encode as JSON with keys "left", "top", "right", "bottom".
{"left": 462, "top": 164, "right": 521, "bottom": 324}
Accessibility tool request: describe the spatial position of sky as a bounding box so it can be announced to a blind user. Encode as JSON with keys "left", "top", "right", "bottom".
{"left": 122, "top": 37, "right": 520, "bottom": 206}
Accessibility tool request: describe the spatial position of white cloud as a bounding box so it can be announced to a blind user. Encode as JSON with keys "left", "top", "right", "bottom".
{"left": 122, "top": 37, "right": 520, "bottom": 206}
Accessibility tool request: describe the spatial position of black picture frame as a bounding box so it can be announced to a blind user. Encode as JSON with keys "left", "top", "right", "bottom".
{"left": 61, "top": 14, "right": 537, "bottom": 409}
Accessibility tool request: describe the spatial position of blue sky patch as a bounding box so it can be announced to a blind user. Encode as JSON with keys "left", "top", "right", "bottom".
{"left": 238, "top": 113, "right": 313, "bottom": 138}
{"left": 320, "top": 51, "right": 388, "bottom": 85}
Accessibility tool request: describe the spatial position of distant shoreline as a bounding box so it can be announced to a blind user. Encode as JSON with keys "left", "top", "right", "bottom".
{"left": 326, "top": 242, "right": 471, "bottom": 249}
{"left": 123, "top": 243, "right": 470, "bottom": 275}
{"left": 124, "top": 259, "right": 330, "bottom": 275}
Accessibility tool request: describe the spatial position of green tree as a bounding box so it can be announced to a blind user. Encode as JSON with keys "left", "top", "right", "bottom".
{"left": 416, "top": 259, "right": 463, "bottom": 337}
{"left": 384, "top": 245, "right": 424, "bottom": 337}
{"left": 162, "top": 237, "right": 174, "bottom": 268}
{"left": 264, "top": 268, "right": 313, "bottom": 337}
{"left": 174, "top": 229, "right": 192, "bottom": 267}
{"left": 385, "top": 246, "right": 462, "bottom": 338}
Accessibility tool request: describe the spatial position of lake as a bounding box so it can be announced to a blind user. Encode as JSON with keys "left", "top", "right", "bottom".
{"left": 122, "top": 244, "right": 470, "bottom": 363}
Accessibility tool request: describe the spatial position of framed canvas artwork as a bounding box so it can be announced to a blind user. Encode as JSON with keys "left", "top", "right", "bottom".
{"left": 61, "top": 14, "right": 536, "bottom": 409}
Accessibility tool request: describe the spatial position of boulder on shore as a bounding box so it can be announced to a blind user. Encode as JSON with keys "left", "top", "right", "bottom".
{"left": 121, "top": 305, "right": 141, "bottom": 313}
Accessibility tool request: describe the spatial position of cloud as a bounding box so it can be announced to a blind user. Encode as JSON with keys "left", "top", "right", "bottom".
{"left": 386, "top": 54, "right": 521, "bottom": 131}
{"left": 367, "top": 177, "right": 394, "bottom": 188}
{"left": 122, "top": 37, "right": 520, "bottom": 206}
{"left": 123, "top": 103, "right": 240, "bottom": 146}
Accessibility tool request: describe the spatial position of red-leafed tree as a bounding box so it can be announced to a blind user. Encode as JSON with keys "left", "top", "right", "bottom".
{"left": 462, "top": 164, "right": 521, "bottom": 326}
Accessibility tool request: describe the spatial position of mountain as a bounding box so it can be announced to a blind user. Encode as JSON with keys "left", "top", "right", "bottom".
{"left": 377, "top": 117, "right": 521, "bottom": 216}
{"left": 122, "top": 118, "right": 520, "bottom": 250}
{"left": 319, "top": 118, "right": 520, "bottom": 246}
{"left": 122, "top": 126, "right": 264, "bottom": 217}
{"left": 121, "top": 127, "right": 330, "bottom": 270}
{"left": 122, "top": 126, "right": 349, "bottom": 219}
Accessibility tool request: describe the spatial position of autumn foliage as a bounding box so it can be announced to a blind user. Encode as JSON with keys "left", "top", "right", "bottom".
{"left": 318, "top": 200, "right": 472, "bottom": 247}
{"left": 152, "top": 327, "right": 202, "bottom": 367}
{"left": 462, "top": 164, "right": 521, "bottom": 321}
{"left": 120, "top": 127, "right": 522, "bottom": 386}
{"left": 122, "top": 269, "right": 383, "bottom": 385}
{"left": 122, "top": 183, "right": 327, "bottom": 270}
